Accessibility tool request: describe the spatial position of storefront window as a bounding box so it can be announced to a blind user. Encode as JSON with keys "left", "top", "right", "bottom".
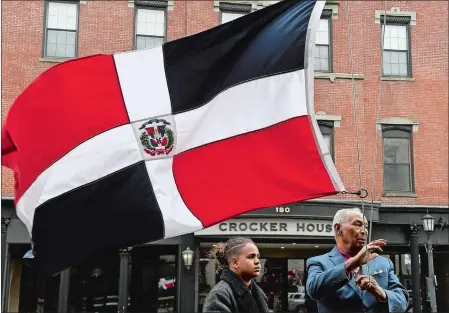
{"left": 68, "top": 249, "right": 120, "bottom": 312}
{"left": 129, "top": 246, "right": 177, "bottom": 312}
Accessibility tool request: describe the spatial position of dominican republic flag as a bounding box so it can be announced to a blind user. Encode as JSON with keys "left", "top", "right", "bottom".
{"left": 2, "top": 0, "right": 344, "bottom": 276}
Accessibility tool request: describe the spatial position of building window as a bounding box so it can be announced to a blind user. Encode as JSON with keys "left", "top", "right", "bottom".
{"left": 318, "top": 121, "right": 334, "bottom": 161}
{"left": 134, "top": 2, "right": 167, "bottom": 50}
{"left": 219, "top": 2, "right": 251, "bottom": 24}
{"left": 381, "top": 16, "right": 412, "bottom": 77}
{"left": 314, "top": 10, "right": 332, "bottom": 72}
{"left": 43, "top": 1, "right": 78, "bottom": 58}
{"left": 382, "top": 125, "right": 414, "bottom": 194}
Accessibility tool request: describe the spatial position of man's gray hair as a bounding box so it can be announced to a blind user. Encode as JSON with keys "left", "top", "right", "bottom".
{"left": 332, "top": 208, "right": 362, "bottom": 239}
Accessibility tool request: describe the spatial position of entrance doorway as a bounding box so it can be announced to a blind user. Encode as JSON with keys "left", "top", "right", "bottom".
{"left": 198, "top": 241, "right": 334, "bottom": 313}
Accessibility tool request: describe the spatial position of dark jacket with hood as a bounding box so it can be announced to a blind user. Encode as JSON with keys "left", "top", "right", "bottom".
{"left": 202, "top": 269, "right": 270, "bottom": 313}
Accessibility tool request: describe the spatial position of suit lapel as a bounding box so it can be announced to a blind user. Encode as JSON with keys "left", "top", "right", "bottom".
{"left": 328, "top": 246, "right": 362, "bottom": 299}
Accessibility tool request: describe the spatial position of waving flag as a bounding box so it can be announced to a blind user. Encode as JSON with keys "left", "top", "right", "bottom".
{"left": 1, "top": 0, "right": 344, "bottom": 275}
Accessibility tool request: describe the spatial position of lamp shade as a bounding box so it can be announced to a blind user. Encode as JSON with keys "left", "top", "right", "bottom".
{"left": 182, "top": 246, "right": 194, "bottom": 268}
{"left": 421, "top": 213, "right": 435, "bottom": 233}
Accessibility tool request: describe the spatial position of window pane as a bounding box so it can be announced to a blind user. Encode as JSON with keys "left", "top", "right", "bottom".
{"left": 136, "top": 36, "right": 146, "bottom": 49}
{"left": 316, "top": 19, "right": 329, "bottom": 45}
{"left": 46, "top": 30, "right": 74, "bottom": 57}
{"left": 322, "top": 133, "right": 331, "bottom": 152}
{"left": 320, "top": 58, "right": 329, "bottom": 71}
{"left": 383, "top": 137, "right": 410, "bottom": 164}
{"left": 65, "top": 44, "right": 75, "bottom": 58}
{"left": 383, "top": 50, "right": 391, "bottom": 63}
{"left": 391, "top": 63, "right": 400, "bottom": 75}
{"left": 136, "top": 35, "right": 163, "bottom": 50}
{"left": 384, "top": 164, "right": 411, "bottom": 191}
{"left": 399, "top": 62, "right": 408, "bottom": 76}
{"left": 383, "top": 62, "right": 391, "bottom": 75}
{"left": 47, "top": 30, "right": 57, "bottom": 44}
{"left": 66, "top": 31, "right": 76, "bottom": 45}
{"left": 46, "top": 43, "right": 57, "bottom": 57}
{"left": 137, "top": 9, "right": 165, "bottom": 36}
{"left": 390, "top": 37, "right": 399, "bottom": 50}
{"left": 319, "top": 45, "right": 328, "bottom": 58}
{"left": 383, "top": 25, "right": 408, "bottom": 51}
{"left": 398, "top": 38, "right": 407, "bottom": 50}
{"left": 398, "top": 51, "right": 407, "bottom": 64}
{"left": 56, "top": 43, "right": 66, "bottom": 57}
{"left": 47, "top": 2, "right": 77, "bottom": 30}
{"left": 314, "top": 46, "right": 329, "bottom": 72}
{"left": 56, "top": 31, "right": 67, "bottom": 44}
{"left": 221, "top": 12, "right": 245, "bottom": 24}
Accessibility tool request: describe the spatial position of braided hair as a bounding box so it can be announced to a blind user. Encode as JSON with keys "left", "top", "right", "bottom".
{"left": 209, "top": 237, "right": 254, "bottom": 273}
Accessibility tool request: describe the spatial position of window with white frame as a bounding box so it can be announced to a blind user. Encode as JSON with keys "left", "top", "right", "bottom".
{"left": 382, "top": 17, "right": 411, "bottom": 77}
{"left": 44, "top": 1, "right": 78, "bottom": 58}
{"left": 219, "top": 2, "right": 251, "bottom": 24}
{"left": 382, "top": 125, "right": 415, "bottom": 193}
{"left": 134, "top": 7, "right": 166, "bottom": 50}
{"left": 318, "top": 121, "right": 334, "bottom": 161}
{"left": 314, "top": 11, "right": 332, "bottom": 72}
{"left": 221, "top": 11, "right": 245, "bottom": 24}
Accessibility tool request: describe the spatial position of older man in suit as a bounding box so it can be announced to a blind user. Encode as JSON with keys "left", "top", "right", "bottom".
{"left": 306, "top": 208, "right": 409, "bottom": 313}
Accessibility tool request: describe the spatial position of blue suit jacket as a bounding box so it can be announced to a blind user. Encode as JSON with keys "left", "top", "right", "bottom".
{"left": 306, "top": 246, "right": 409, "bottom": 313}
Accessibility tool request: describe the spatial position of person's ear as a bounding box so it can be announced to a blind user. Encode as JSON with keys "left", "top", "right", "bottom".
{"left": 334, "top": 224, "right": 342, "bottom": 236}
{"left": 230, "top": 256, "right": 239, "bottom": 269}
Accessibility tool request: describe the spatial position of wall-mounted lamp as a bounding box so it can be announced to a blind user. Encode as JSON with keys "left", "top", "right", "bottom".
{"left": 182, "top": 246, "right": 194, "bottom": 270}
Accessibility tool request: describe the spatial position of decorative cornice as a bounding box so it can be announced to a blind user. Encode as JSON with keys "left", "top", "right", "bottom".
{"left": 375, "top": 7, "right": 416, "bottom": 26}
{"left": 376, "top": 117, "right": 419, "bottom": 132}
{"left": 214, "top": 1, "right": 269, "bottom": 13}
{"left": 321, "top": 9, "right": 333, "bottom": 18}
{"left": 219, "top": 2, "right": 251, "bottom": 13}
{"left": 134, "top": 0, "right": 168, "bottom": 8}
{"left": 129, "top": 0, "right": 173, "bottom": 10}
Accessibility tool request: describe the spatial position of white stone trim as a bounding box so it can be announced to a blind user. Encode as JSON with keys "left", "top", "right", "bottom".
{"left": 375, "top": 7, "right": 416, "bottom": 25}
{"left": 376, "top": 117, "right": 419, "bottom": 132}
{"left": 80, "top": 0, "right": 87, "bottom": 4}
{"left": 315, "top": 111, "right": 341, "bottom": 128}
{"left": 315, "top": 72, "right": 364, "bottom": 82}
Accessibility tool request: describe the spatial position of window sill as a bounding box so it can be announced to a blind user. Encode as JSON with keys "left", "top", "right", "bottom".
{"left": 315, "top": 72, "right": 365, "bottom": 83}
{"left": 382, "top": 192, "right": 417, "bottom": 198}
{"left": 381, "top": 76, "right": 415, "bottom": 82}
{"left": 39, "top": 57, "right": 74, "bottom": 63}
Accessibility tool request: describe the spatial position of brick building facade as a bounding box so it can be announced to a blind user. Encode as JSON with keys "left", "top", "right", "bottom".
{"left": 1, "top": 1, "right": 448, "bottom": 312}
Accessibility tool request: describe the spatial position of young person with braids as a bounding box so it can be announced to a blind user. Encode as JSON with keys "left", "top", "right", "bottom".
{"left": 202, "top": 237, "right": 270, "bottom": 312}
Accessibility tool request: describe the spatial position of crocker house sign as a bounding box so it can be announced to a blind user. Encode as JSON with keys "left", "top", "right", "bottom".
{"left": 195, "top": 218, "right": 334, "bottom": 237}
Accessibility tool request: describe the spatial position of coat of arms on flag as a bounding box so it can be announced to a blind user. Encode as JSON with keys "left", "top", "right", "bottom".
{"left": 1, "top": 0, "right": 345, "bottom": 276}
{"left": 137, "top": 118, "right": 176, "bottom": 157}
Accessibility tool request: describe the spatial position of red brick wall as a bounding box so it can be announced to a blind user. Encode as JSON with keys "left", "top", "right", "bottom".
{"left": 2, "top": 1, "right": 448, "bottom": 206}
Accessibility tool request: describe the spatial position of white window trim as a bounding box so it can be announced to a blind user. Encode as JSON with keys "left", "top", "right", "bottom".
{"left": 315, "top": 111, "right": 341, "bottom": 128}
{"left": 376, "top": 117, "right": 419, "bottom": 132}
{"left": 375, "top": 7, "right": 416, "bottom": 25}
